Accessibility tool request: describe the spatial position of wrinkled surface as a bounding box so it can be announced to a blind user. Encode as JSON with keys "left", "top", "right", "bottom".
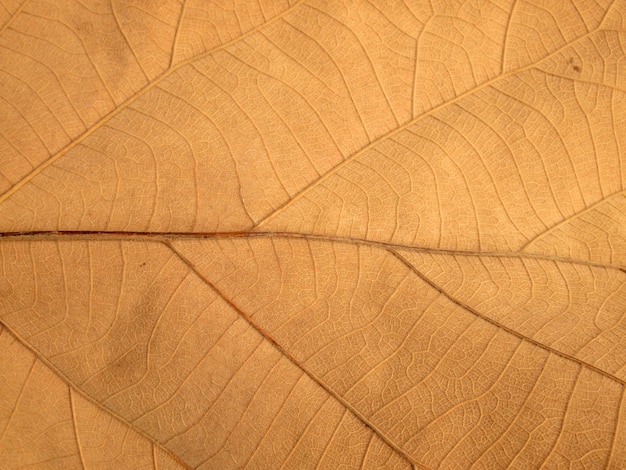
{"left": 1, "top": 0, "right": 626, "bottom": 468}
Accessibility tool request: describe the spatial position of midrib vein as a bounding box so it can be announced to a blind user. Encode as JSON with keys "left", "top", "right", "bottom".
{"left": 1, "top": 229, "right": 624, "bottom": 273}
{"left": 0, "top": 0, "right": 307, "bottom": 205}
{"left": 0, "top": 321, "right": 194, "bottom": 470}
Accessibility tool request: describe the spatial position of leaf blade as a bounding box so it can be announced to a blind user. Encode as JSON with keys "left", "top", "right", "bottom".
{"left": 2, "top": 0, "right": 626, "bottom": 467}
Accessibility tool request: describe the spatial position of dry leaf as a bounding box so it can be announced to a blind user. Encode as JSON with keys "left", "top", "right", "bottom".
{"left": 1, "top": 0, "right": 626, "bottom": 468}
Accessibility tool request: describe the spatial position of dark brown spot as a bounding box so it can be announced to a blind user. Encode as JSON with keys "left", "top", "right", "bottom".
{"left": 567, "top": 57, "right": 581, "bottom": 72}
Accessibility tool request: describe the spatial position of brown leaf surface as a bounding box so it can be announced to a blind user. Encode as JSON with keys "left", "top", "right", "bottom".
{"left": 1, "top": 0, "right": 626, "bottom": 468}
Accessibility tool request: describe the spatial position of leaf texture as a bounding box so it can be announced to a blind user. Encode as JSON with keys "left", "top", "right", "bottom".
{"left": 1, "top": 0, "right": 626, "bottom": 468}
{"left": 0, "top": 325, "right": 187, "bottom": 469}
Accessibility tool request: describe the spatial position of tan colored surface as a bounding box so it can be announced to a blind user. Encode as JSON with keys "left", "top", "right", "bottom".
{"left": 1, "top": 0, "right": 625, "bottom": 468}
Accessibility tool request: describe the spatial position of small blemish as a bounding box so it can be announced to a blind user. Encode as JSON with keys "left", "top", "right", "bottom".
{"left": 567, "top": 57, "right": 581, "bottom": 73}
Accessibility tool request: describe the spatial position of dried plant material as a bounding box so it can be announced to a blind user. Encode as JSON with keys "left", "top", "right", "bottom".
{"left": 1, "top": 0, "right": 626, "bottom": 468}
